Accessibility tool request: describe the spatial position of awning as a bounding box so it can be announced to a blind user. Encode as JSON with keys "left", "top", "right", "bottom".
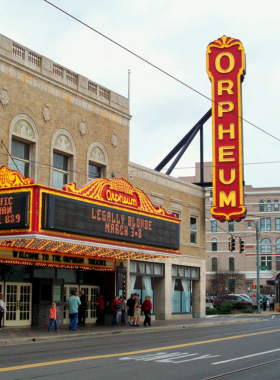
{"left": 266, "top": 272, "right": 280, "bottom": 286}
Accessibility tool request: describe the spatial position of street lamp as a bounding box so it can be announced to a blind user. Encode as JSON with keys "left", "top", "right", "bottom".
{"left": 247, "top": 220, "right": 261, "bottom": 314}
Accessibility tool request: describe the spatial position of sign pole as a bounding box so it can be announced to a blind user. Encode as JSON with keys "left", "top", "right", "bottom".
{"left": 256, "top": 221, "right": 261, "bottom": 314}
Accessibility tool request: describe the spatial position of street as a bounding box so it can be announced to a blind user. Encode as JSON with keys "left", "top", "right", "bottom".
{"left": 0, "top": 317, "right": 280, "bottom": 380}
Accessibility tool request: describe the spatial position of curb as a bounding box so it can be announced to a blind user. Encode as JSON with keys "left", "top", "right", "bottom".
{"left": 0, "top": 317, "right": 263, "bottom": 347}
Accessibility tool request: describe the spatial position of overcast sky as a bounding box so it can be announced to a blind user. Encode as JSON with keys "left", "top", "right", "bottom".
{"left": 1, "top": 0, "right": 279, "bottom": 188}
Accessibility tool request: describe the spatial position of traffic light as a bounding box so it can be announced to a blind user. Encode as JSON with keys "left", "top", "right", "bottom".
{"left": 229, "top": 237, "right": 236, "bottom": 252}
{"left": 252, "top": 284, "right": 257, "bottom": 289}
{"left": 239, "top": 239, "right": 245, "bottom": 253}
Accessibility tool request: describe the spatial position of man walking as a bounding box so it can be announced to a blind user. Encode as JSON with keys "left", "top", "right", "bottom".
{"left": 67, "top": 290, "right": 81, "bottom": 331}
{"left": 78, "top": 290, "right": 87, "bottom": 326}
{"left": 127, "top": 293, "right": 135, "bottom": 326}
{"left": 269, "top": 294, "right": 275, "bottom": 311}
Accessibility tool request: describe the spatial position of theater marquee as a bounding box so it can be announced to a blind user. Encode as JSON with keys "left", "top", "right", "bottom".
{"left": 0, "top": 167, "right": 181, "bottom": 268}
{"left": 207, "top": 35, "right": 247, "bottom": 222}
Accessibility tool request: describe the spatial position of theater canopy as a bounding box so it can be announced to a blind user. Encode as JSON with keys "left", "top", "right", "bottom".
{"left": 0, "top": 167, "right": 181, "bottom": 269}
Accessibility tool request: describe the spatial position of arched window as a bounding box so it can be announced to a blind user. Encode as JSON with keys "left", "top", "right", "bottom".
{"left": 9, "top": 114, "right": 38, "bottom": 181}
{"left": 51, "top": 130, "right": 76, "bottom": 189}
{"left": 274, "top": 200, "right": 279, "bottom": 212}
{"left": 267, "top": 200, "right": 272, "bottom": 212}
{"left": 211, "top": 238, "right": 218, "bottom": 252}
{"left": 260, "top": 238, "right": 272, "bottom": 254}
{"left": 87, "top": 142, "right": 109, "bottom": 181}
{"left": 276, "top": 238, "right": 280, "bottom": 254}
{"left": 259, "top": 200, "right": 264, "bottom": 212}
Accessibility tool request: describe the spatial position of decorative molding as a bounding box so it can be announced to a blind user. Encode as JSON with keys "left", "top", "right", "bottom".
{"left": 79, "top": 119, "right": 86, "bottom": 136}
{"left": 42, "top": 104, "right": 50, "bottom": 122}
{"left": 0, "top": 86, "right": 8, "bottom": 106}
{"left": 111, "top": 131, "right": 117, "bottom": 147}
{"left": 0, "top": 166, "right": 34, "bottom": 187}
{"left": 89, "top": 146, "right": 105, "bottom": 163}
{"left": 13, "top": 120, "right": 35, "bottom": 139}
{"left": 54, "top": 134, "right": 73, "bottom": 152}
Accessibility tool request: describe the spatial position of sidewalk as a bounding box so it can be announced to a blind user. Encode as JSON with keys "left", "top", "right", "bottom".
{"left": 1, "top": 310, "right": 277, "bottom": 346}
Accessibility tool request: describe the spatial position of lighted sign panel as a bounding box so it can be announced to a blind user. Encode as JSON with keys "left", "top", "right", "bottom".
{"left": 0, "top": 192, "right": 29, "bottom": 229}
{"left": 206, "top": 35, "right": 246, "bottom": 221}
{"left": 42, "top": 194, "right": 180, "bottom": 250}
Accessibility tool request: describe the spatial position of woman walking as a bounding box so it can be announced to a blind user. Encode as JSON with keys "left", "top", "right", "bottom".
{"left": 142, "top": 295, "right": 152, "bottom": 327}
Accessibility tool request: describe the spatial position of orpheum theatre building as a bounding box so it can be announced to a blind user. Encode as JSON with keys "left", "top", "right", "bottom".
{"left": 0, "top": 33, "right": 206, "bottom": 326}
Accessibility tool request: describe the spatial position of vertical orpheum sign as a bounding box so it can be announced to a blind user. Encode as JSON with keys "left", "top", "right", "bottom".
{"left": 206, "top": 35, "right": 246, "bottom": 222}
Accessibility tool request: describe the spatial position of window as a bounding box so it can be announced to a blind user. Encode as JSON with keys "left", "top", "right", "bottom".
{"left": 261, "top": 256, "right": 272, "bottom": 270}
{"left": 267, "top": 200, "right": 272, "bottom": 212}
{"left": 190, "top": 217, "right": 197, "bottom": 244}
{"left": 212, "top": 258, "right": 218, "bottom": 272}
{"left": 260, "top": 238, "right": 272, "bottom": 254}
{"left": 228, "top": 221, "right": 234, "bottom": 233}
{"left": 229, "top": 278, "right": 235, "bottom": 293}
{"left": 53, "top": 152, "right": 68, "bottom": 189}
{"left": 11, "top": 140, "right": 30, "bottom": 177}
{"left": 229, "top": 257, "right": 235, "bottom": 271}
{"left": 274, "top": 200, "right": 279, "bottom": 212}
{"left": 276, "top": 238, "right": 280, "bottom": 253}
{"left": 276, "top": 219, "right": 280, "bottom": 231}
{"left": 259, "top": 200, "right": 264, "bottom": 212}
{"left": 276, "top": 256, "right": 280, "bottom": 271}
{"left": 88, "top": 164, "right": 101, "bottom": 181}
{"left": 87, "top": 143, "right": 108, "bottom": 182}
{"left": 211, "top": 220, "right": 217, "bottom": 232}
{"left": 211, "top": 238, "right": 218, "bottom": 252}
{"left": 260, "top": 218, "right": 271, "bottom": 231}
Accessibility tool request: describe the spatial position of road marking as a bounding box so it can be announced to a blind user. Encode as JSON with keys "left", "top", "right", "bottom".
{"left": 271, "top": 315, "right": 275, "bottom": 319}
{"left": 120, "top": 351, "right": 220, "bottom": 364}
{"left": 212, "top": 348, "right": 280, "bottom": 365}
{"left": 0, "top": 328, "right": 280, "bottom": 373}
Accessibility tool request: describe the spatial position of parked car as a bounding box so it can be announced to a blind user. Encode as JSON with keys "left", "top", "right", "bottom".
{"left": 214, "top": 294, "right": 253, "bottom": 310}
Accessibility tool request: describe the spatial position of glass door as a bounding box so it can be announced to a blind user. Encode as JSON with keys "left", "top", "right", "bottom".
{"left": 63, "top": 285, "right": 78, "bottom": 324}
{"left": 5, "top": 283, "right": 32, "bottom": 326}
{"left": 80, "top": 286, "right": 99, "bottom": 323}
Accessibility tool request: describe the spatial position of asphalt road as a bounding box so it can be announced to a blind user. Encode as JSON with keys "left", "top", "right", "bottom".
{"left": 1, "top": 317, "right": 280, "bottom": 380}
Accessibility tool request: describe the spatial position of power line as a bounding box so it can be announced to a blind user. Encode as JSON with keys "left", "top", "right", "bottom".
{"left": 44, "top": 0, "right": 280, "bottom": 144}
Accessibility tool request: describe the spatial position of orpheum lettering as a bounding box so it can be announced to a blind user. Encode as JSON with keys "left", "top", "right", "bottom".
{"left": 206, "top": 35, "right": 247, "bottom": 222}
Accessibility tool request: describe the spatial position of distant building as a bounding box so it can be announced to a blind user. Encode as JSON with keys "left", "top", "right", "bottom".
{"left": 181, "top": 162, "right": 280, "bottom": 294}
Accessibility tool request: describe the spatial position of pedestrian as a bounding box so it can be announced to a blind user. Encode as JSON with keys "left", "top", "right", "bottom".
{"left": 48, "top": 302, "right": 58, "bottom": 332}
{"left": 78, "top": 290, "right": 87, "bottom": 326}
{"left": 133, "top": 293, "right": 142, "bottom": 327}
{"left": 95, "top": 294, "right": 105, "bottom": 325}
{"left": 269, "top": 294, "right": 275, "bottom": 311}
{"left": 0, "top": 294, "right": 6, "bottom": 331}
{"left": 67, "top": 289, "right": 81, "bottom": 331}
{"left": 142, "top": 295, "right": 153, "bottom": 327}
{"left": 262, "top": 295, "right": 268, "bottom": 311}
{"left": 121, "top": 295, "right": 127, "bottom": 325}
{"left": 111, "top": 296, "right": 121, "bottom": 326}
{"left": 127, "top": 293, "right": 136, "bottom": 326}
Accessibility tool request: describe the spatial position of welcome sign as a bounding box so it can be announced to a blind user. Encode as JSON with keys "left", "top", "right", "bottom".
{"left": 206, "top": 35, "right": 246, "bottom": 222}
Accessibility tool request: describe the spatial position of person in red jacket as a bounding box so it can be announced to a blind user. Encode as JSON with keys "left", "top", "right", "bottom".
{"left": 95, "top": 294, "right": 104, "bottom": 325}
{"left": 111, "top": 296, "right": 121, "bottom": 326}
{"left": 142, "top": 295, "right": 152, "bottom": 327}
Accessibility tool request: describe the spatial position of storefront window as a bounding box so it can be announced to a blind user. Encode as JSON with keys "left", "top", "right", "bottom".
{"left": 130, "top": 275, "right": 154, "bottom": 307}
{"left": 172, "top": 278, "right": 191, "bottom": 313}
{"left": 146, "top": 263, "right": 153, "bottom": 274}
{"left": 33, "top": 268, "right": 56, "bottom": 278}
{"left": 138, "top": 262, "right": 145, "bottom": 273}
{"left": 130, "top": 261, "right": 137, "bottom": 272}
{"left": 154, "top": 264, "right": 163, "bottom": 275}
